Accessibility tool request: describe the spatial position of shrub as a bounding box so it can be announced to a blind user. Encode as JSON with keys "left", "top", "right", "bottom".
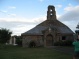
{"left": 63, "top": 40, "right": 73, "bottom": 46}
{"left": 54, "top": 40, "right": 73, "bottom": 46}
{"left": 29, "top": 42, "right": 36, "bottom": 48}
{"left": 0, "top": 43, "right": 18, "bottom": 49}
{"left": 15, "top": 36, "right": 22, "bottom": 46}
{"left": 54, "top": 41, "right": 60, "bottom": 46}
{"left": 0, "top": 44, "right": 5, "bottom": 48}
{"left": 16, "top": 39, "right": 22, "bottom": 46}
{"left": 0, "top": 28, "right": 12, "bottom": 43}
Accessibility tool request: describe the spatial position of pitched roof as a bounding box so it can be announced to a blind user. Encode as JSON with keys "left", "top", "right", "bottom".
{"left": 22, "top": 19, "right": 74, "bottom": 35}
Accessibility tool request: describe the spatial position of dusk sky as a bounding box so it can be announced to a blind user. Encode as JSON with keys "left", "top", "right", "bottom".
{"left": 0, "top": 0, "right": 79, "bottom": 35}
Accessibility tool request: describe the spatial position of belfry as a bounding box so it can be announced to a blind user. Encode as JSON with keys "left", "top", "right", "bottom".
{"left": 47, "top": 5, "right": 56, "bottom": 20}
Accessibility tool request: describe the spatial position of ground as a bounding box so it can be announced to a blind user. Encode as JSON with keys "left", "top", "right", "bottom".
{"left": 0, "top": 45, "right": 73, "bottom": 59}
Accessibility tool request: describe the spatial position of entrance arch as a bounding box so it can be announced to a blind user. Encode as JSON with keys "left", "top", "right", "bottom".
{"left": 46, "top": 34, "right": 53, "bottom": 46}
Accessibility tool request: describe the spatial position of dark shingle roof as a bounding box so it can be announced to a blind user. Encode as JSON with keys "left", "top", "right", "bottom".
{"left": 57, "top": 27, "right": 73, "bottom": 34}
{"left": 22, "top": 19, "right": 74, "bottom": 35}
{"left": 22, "top": 26, "right": 47, "bottom": 35}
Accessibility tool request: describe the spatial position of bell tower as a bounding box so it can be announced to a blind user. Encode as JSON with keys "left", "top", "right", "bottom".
{"left": 47, "top": 5, "right": 56, "bottom": 20}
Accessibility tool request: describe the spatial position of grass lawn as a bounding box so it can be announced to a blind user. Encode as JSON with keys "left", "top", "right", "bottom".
{"left": 0, "top": 45, "right": 72, "bottom": 59}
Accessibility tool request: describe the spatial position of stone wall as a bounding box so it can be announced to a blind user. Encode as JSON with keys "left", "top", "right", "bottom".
{"left": 22, "top": 35, "right": 43, "bottom": 47}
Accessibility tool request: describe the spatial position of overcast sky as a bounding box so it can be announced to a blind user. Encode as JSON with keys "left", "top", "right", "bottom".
{"left": 0, "top": 0, "right": 79, "bottom": 35}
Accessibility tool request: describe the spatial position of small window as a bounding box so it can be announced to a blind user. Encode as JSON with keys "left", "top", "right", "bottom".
{"left": 62, "top": 36, "right": 66, "bottom": 40}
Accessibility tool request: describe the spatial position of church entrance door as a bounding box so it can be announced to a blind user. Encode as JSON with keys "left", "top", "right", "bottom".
{"left": 46, "top": 34, "right": 53, "bottom": 46}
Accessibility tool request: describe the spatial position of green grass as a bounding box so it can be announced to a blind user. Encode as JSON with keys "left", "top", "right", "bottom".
{"left": 0, "top": 45, "right": 72, "bottom": 59}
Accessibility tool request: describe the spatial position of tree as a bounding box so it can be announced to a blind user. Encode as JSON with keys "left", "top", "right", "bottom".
{"left": 0, "top": 28, "right": 12, "bottom": 44}
{"left": 15, "top": 36, "right": 22, "bottom": 46}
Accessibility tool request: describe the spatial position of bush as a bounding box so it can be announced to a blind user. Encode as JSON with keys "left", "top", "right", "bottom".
{"left": 16, "top": 39, "right": 22, "bottom": 46}
{"left": 0, "top": 28, "right": 12, "bottom": 43}
{"left": 63, "top": 40, "right": 73, "bottom": 46}
{"left": 0, "top": 43, "right": 18, "bottom": 49}
{"left": 54, "top": 40, "right": 73, "bottom": 46}
{"left": 14, "top": 36, "right": 22, "bottom": 46}
{"left": 54, "top": 41, "right": 60, "bottom": 46}
{"left": 29, "top": 42, "right": 36, "bottom": 48}
{"left": 0, "top": 44, "right": 5, "bottom": 48}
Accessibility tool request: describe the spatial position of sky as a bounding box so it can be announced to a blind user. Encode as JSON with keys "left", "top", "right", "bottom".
{"left": 0, "top": 0, "right": 79, "bottom": 36}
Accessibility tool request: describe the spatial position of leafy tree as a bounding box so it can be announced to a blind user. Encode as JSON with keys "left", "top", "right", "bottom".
{"left": 0, "top": 28, "right": 12, "bottom": 43}
{"left": 14, "top": 35, "right": 22, "bottom": 46}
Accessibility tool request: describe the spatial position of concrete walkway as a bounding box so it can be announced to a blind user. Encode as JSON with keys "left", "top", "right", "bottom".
{"left": 48, "top": 46, "right": 74, "bottom": 55}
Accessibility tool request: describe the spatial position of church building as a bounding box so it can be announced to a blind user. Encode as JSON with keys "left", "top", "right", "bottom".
{"left": 21, "top": 5, "right": 74, "bottom": 47}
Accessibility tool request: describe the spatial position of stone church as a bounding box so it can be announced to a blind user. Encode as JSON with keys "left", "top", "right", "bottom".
{"left": 21, "top": 5, "right": 74, "bottom": 47}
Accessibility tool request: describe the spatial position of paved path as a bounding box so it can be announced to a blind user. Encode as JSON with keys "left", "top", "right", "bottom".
{"left": 48, "top": 46, "right": 74, "bottom": 55}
